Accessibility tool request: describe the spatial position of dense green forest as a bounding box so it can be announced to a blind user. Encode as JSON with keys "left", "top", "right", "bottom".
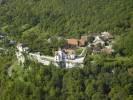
{"left": 0, "top": 0, "right": 133, "bottom": 100}
{"left": 0, "top": 0, "right": 133, "bottom": 35}
{"left": 0, "top": 0, "right": 133, "bottom": 54}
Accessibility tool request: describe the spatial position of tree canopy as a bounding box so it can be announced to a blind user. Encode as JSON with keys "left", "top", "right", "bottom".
{"left": 0, "top": 0, "right": 133, "bottom": 100}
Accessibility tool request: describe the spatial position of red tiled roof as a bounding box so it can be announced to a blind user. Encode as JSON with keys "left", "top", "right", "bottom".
{"left": 67, "top": 39, "right": 79, "bottom": 46}
{"left": 67, "top": 36, "right": 88, "bottom": 47}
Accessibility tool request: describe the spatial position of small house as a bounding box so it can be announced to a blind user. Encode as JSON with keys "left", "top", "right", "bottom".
{"left": 67, "top": 36, "right": 88, "bottom": 48}
{"left": 101, "top": 44, "right": 114, "bottom": 54}
{"left": 67, "top": 38, "right": 79, "bottom": 48}
{"left": 81, "top": 35, "right": 88, "bottom": 42}
{"left": 9, "top": 40, "right": 16, "bottom": 45}
{"left": 79, "top": 39, "right": 86, "bottom": 47}
{"left": 93, "top": 36, "right": 105, "bottom": 47}
{"left": 101, "top": 32, "right": 114, "bottom": 40}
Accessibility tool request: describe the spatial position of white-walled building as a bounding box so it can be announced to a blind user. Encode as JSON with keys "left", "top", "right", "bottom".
{"left": 16, "top": 43, "right": 29, "bottom": 65}
{"left": 93, "top": 36, "right": 105, "bottom": 46}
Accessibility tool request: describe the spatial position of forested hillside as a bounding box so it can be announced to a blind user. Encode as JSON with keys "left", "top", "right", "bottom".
{"left": 0, "top": 0, "right": 133, "bottom": 100}
{"left": 0, "top": 0, "right": 133, "bottom": 54}
{"left": 0, "top": 0, "right": 133, "bottom": 35}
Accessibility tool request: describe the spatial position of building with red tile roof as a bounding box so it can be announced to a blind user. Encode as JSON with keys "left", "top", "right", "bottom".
{"left": 67, "top": 38, "right": 79, "bottom": 47}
